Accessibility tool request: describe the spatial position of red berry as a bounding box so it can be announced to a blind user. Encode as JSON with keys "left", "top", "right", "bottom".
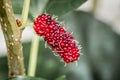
{"left": 33, "top": 14, "right": 81, "bottom": 63}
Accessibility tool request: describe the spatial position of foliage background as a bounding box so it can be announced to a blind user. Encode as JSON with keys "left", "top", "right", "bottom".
{"left": 0, "top": 0, "right": 120, "bottom": 80}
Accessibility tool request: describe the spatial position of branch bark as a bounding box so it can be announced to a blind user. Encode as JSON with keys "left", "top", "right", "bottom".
{"left": 0, "top": 0, "right": 25, "bottom": 77}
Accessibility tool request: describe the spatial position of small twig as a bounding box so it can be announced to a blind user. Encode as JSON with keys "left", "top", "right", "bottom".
{"left": 21, "top": 0, "right": 30, "bottom": 29}
{"left": 28, "top": 34, "right": 40, "bottom": 76}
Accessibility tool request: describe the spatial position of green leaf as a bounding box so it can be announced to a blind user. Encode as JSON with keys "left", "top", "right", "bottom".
{"left": 61, "top": 11, "right": 120, "bottom": 80}
{"left": 45, "top": 0, "right": 87, "bottom": 16}
{"left": 0, "top": 57, "right": 8, "bottom": 80}
{"left": 29, "top": 0, "right": 48, "bottom": 17}
{"left": 11, "top": 0, "right": 48, "bottom": 20}
{"left": 11, "top": 0, "right": 87, "bottom": 20}
{"left": 55, "top": 75, "right": 66, "bottom": 80}
{"left": 6, "top": 76, "right": 46, "bottom": 80}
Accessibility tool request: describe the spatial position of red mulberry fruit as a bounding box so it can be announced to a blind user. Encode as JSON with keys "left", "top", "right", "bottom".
{"left": 33, "top": 14, "right": 81, "bottom": 63}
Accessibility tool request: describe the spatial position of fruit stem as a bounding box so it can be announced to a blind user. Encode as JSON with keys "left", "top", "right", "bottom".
{"left": 21, "top": 0, "right": 30, "bottom": 29}
{"left": 0, "top": 0, "right": 25, "bottom": 77}
{"left": 28, "top": 34, "right": 39, "bottom": 76}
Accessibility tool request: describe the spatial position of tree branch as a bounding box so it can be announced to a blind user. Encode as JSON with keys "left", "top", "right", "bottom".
{"left": 0, "top": 0, "right": 25, "bottom": 77}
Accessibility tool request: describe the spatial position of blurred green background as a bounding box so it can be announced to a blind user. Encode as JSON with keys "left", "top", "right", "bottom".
{"left": 0, "top": 0, "right": 120, "bottom": 80}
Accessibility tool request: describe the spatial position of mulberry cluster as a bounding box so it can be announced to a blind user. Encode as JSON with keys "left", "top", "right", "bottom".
{"left": 33, "top": 14, "right": 80, "bottom": 63}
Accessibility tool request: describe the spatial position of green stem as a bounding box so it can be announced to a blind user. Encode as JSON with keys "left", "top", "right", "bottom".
{"left": 21, "top": 0, "right": 30, "bottom": 29}
{"left": 28, "top": 34, "right": 39, "bottom": 76}
{"left": 0, "top": 0, "right": 25, "bottom": 77}
{"left": 27, "top": 0, "right": 45, "bottom": 76}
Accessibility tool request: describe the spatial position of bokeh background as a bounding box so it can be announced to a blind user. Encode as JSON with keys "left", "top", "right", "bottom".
{"left": 0, "top": 0, "right": 120, "bottom": 80}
